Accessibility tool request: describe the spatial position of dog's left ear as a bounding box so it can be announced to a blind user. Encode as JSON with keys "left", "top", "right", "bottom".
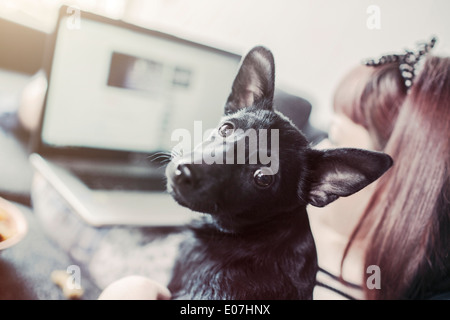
{"left": 225, "top": 46, "right": 275, "bottom": 115}
{"left": 304, "top": 148, "right": 393, "bottom": 207}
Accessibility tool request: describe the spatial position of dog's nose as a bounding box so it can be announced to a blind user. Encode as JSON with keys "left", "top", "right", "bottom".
{"left": 174, "top": 163, "right": 195, "bottom": 185}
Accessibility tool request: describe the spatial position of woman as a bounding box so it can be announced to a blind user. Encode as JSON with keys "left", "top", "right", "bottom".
{"left": 309, "top": 38, "right": 450, "bottom": 300}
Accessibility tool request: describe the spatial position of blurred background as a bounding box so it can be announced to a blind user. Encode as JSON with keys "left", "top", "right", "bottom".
{"left": 1, "top": 0, "right": 449, "bottom": 129}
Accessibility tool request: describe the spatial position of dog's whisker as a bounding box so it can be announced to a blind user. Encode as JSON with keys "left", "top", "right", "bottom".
{"left": 157, "top": 161, "right": 171, "bottom": 170}
{"left": 152, "top": 155, "right": 171, "bottom": 162}
{"left": 170, "top": 148, "right": 184, "bottom": 160}
{"left": 148, "top": 151, "right": 171, "bottom": 158}
{"left": 147, "top": 152, "right": 163, "bottom": 159}
{"left": 148, "top": 152, "right": 172, "bottom": 163}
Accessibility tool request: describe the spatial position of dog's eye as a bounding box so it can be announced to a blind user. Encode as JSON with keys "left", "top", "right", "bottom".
{"left": 253, "top": 168, "right": 274, "bottom": 188}
{"left": 218, "top": 122, "right": 234, "bottom": 137}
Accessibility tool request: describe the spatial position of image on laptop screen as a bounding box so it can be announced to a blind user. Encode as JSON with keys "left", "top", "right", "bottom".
{"left": 41, "top": 12, "right": 241, "bottom": 155}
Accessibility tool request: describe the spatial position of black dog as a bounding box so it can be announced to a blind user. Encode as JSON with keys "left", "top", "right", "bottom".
{"left": 165, "top": 46, "right": 393, "bottom": 299}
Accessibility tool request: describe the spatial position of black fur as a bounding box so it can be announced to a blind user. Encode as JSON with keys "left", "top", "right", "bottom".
{"left": 165, "top": 46, "right": 393, "bottom": 300}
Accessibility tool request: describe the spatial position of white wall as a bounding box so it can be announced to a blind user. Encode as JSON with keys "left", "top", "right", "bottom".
{"left": 2, "top": 0, "right": 449, "bottom": 130}
{"left": 128, "top": 0, "right": 450, "bottom": 130}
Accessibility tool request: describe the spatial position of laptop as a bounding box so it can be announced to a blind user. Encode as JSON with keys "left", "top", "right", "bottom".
{"left": 30, "top": 6, "right": 241, "bottom": 226}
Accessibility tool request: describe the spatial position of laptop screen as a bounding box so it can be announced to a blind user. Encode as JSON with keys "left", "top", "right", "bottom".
{"left": 39, "top": 8, "right": 240, "bottom": 157}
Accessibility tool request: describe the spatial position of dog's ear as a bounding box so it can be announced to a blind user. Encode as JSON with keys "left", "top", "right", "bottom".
{"left": 225, "top": 46, "right": 275, "bottom": 115}
{"left": 305, "top": 148, "right": 393, "bottom": 207}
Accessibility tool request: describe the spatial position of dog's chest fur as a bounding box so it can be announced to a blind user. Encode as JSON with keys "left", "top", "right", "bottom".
{"left": 168, "top": 210, "right": 318, "bottom": 300}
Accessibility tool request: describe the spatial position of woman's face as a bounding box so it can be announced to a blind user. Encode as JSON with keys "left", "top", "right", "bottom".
{"left": 308, "top": 65, "right": 379, "bottom": 239}
{"left": 311, "top": 113, "right": 377, "bottom": 237}
{"left": 329, "top": 65, "right": 377, "bottom": 150}
{"left": 328, "top": 113, "right": 375, "bottom": 150}
{"left": 308, "top": 65, "right": 387, "bottom": 283}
